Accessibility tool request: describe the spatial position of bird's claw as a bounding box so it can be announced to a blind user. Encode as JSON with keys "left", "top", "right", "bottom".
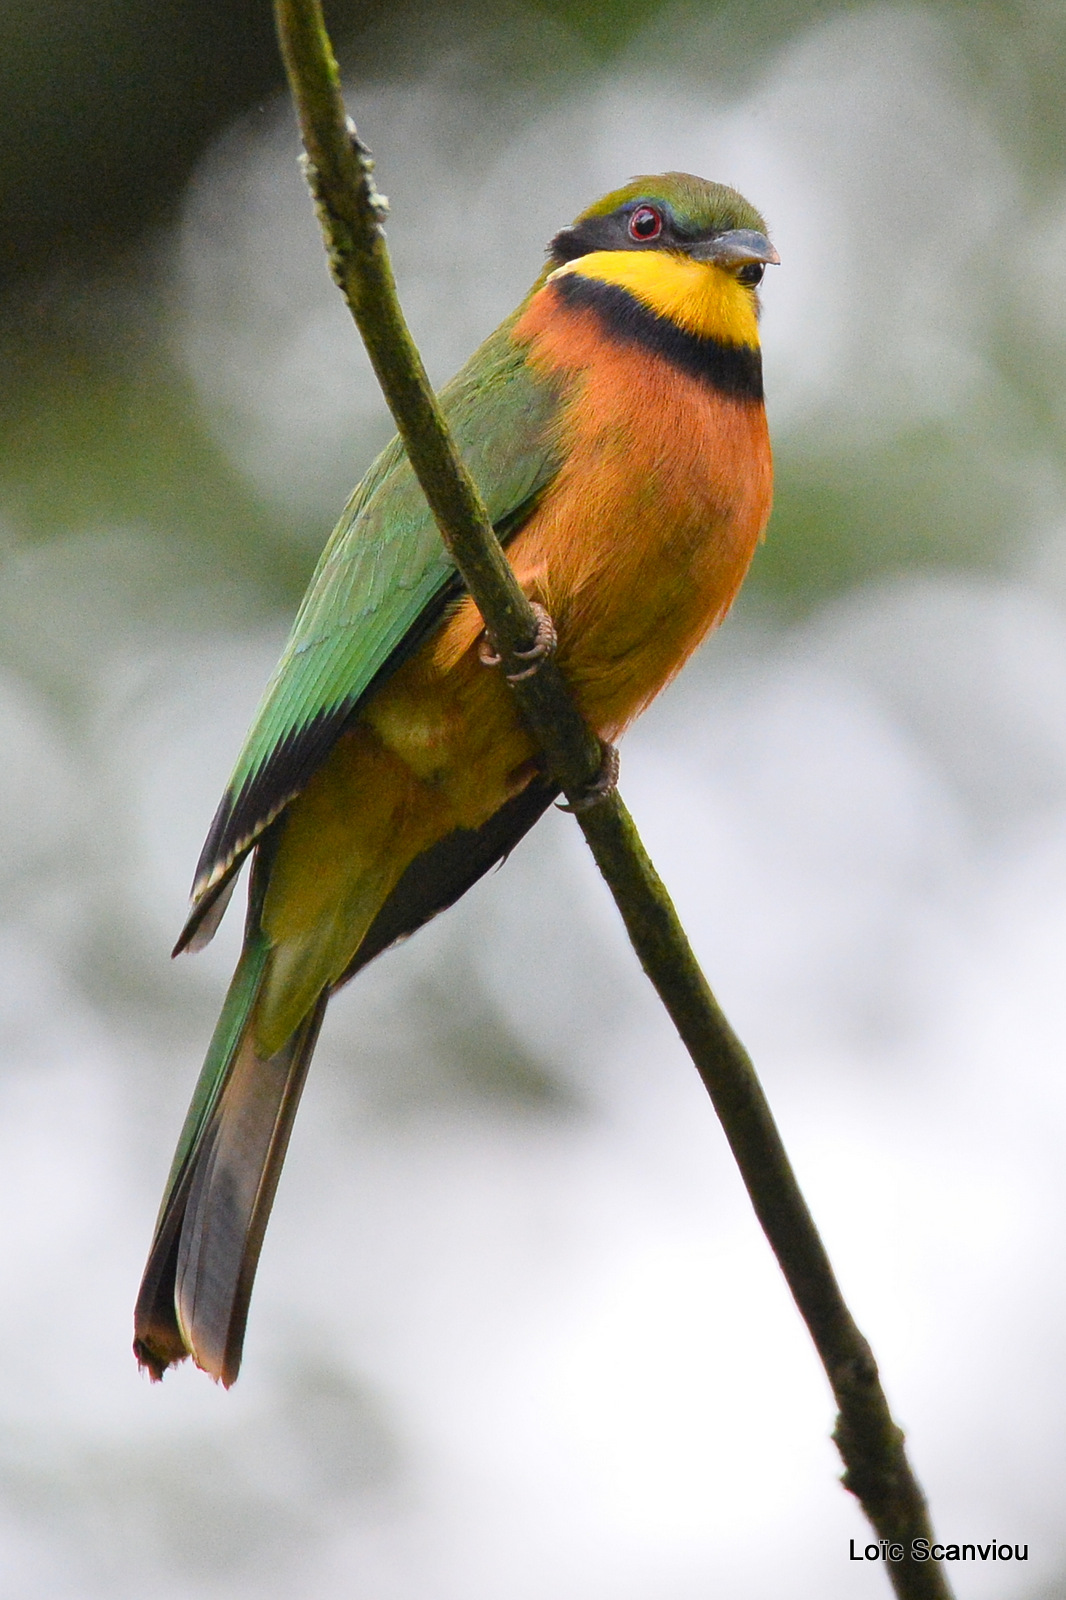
{"left": 478, "top": 602, "right": 557, "bottom": 683}
{"left": 558, "top": 742, "right": 620, "bottom": 813}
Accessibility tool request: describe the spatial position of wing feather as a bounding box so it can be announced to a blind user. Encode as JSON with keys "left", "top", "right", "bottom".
{"left": 187, "top": 312, "right": 565, "bottom": 921}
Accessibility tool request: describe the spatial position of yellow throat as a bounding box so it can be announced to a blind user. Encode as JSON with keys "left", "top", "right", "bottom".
{"left": 551, "top": 248, "right": 761, "bottom": 350}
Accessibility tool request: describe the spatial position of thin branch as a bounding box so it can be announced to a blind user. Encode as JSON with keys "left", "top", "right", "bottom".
{"left": 272, "top": 3, "right": 954, "bottom": 1593}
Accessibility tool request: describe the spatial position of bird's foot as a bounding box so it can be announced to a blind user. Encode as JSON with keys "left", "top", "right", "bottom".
{"left": 478, "top": 602, "right": 557, "bottom": 683}
{"left": 558, "top": 741, "right": 620, "bottom": 813}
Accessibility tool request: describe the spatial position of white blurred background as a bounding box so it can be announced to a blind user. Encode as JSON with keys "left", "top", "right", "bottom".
{"left": 2, "top": 2, "right": 1066, "bottom": 1594}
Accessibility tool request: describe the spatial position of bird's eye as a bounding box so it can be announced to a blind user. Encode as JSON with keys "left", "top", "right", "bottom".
{"left": 628, "top": 206, "right": 663, "bottom": 242}
{"left": 737, "top": 262, "right": 765, "bottom": 287}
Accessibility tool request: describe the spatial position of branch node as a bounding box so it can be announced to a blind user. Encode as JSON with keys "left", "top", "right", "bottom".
{"left": 298, "top": 155, "right": 352, "bottom": 285}
{"left": 347, "top": 121, "right": 390, "bottom": 220}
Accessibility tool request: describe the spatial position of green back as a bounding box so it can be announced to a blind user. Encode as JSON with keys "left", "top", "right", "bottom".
{"left": 196, "top": 308, "right": 566, "bottom": 892}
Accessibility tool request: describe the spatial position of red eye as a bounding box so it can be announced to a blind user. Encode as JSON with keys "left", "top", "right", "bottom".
{"left": 628, "top": 205, "right": 662, "bottom": 242}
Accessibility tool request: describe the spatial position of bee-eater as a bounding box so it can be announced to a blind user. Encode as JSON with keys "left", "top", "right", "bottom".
{"left": 134, "top": 171, "right": 778, "bottom": 1385}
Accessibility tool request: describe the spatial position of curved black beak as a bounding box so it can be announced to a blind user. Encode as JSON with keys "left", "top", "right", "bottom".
{"left": 690, "top": 229, "right": 780, "bottom": 267}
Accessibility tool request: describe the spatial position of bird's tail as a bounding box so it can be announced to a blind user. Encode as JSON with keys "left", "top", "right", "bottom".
{"left": 134, "top": 845, "right": 327, "bottom": 1387}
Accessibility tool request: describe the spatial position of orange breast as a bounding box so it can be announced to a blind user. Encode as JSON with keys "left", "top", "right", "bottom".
{"left": 433, "top": 280, "right": 773, "bottom": 736}
{"left": 516, "top": 281, "right": 771, "bottom": 735}
{"left": 263, "top": 280, "right": 773, "bottom": 1004}
{"left": 363, "top": 279, "right": 772, "bottom": 827}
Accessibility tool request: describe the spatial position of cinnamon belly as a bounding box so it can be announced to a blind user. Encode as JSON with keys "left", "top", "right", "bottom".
{"left": 362, "top": 276, "right": 772, "bottom": 818}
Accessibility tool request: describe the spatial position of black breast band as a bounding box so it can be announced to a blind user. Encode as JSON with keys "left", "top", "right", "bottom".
{"left": 552, "top": 271, "right": 763, "bottom": 401}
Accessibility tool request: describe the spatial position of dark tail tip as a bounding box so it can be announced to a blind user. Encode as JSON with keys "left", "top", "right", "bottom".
{"left": 133, "top": 1332, "right": 187, "bottom": 1382}
{"left": 133, "top": 1195, "right": 192, "bottom": 1380}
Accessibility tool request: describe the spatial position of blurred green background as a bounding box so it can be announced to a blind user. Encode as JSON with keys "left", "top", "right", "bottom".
{"left": 4, "top": 2, "right": 1066, "bottom": 1597}
{"left": 8, "top": 0, "right": 1066, "bottom": 613}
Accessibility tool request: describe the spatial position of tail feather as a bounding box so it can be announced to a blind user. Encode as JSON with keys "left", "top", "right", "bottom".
{"left": 133, "top": 967, "right": 326, "bottom": 1385}
{"left": 131, "top": 1180, "right": 189, "bottom": 1379}
{"left": 174, "top": 997, "right": 326, "bottom": 1385}
{"left": 133, "top": 924, "right": 270, "bottom": 1379}
{"left": 137, "top": 782, "right": 557, "bottom": 1386}
{"left": 134, "top": 830, "right": 328, "bottom": 1386}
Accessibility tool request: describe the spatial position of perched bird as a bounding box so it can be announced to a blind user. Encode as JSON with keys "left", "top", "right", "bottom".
{"left": 134, "top": 171, "right": 778, "bottom": 1385}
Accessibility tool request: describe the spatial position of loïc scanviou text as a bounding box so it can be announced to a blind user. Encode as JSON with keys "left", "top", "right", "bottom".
{"left": 849, "top": 1539, "right": 1028, "bottom": 1563}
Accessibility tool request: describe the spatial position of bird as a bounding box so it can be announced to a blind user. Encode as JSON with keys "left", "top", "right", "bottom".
{"left": 133, "top": 171, "right": 778, "bottom": 1385}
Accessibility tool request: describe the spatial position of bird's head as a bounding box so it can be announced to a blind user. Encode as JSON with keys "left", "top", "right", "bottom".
{"left": 546, "top": 173, "right": 778, "bottom": 349}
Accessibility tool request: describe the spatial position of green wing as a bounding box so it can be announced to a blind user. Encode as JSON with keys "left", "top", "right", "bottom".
{"left": 187, "top": 311, "right": 565, "bottom": 917}
{"left": 143, "top": 314, "right": 567, "bottom": 1379}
